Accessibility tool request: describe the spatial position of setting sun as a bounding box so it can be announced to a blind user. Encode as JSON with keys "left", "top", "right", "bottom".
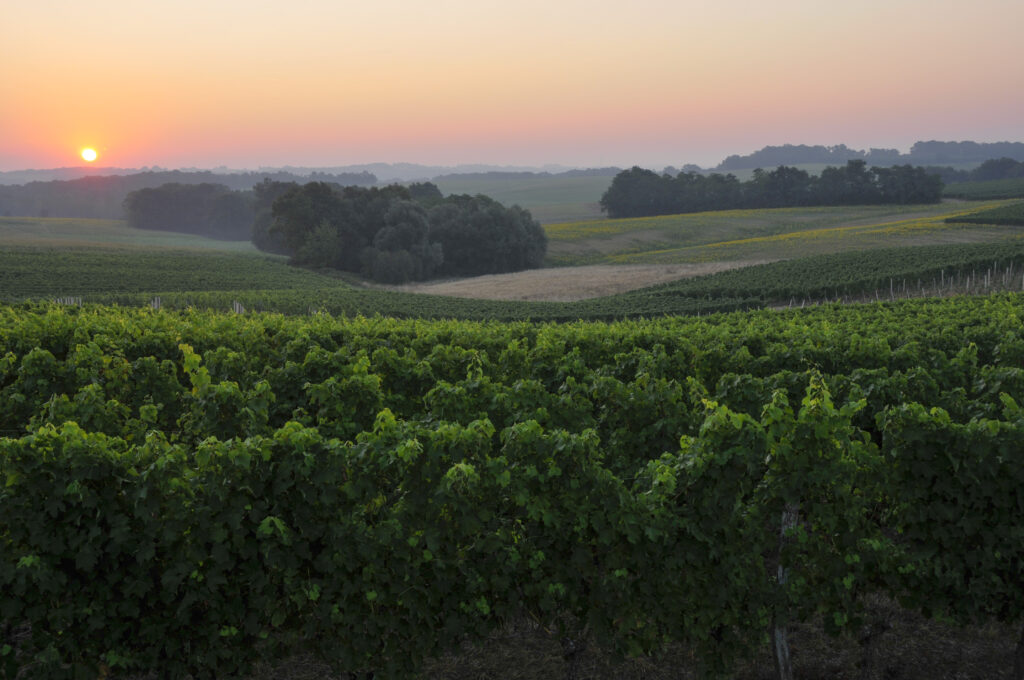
{"left": 81, "top": 148, "right": 98, "bottom": 162}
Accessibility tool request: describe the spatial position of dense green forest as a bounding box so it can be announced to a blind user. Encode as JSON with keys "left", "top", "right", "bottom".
{"left": 264, "top": 181, "right": 548, "bottom": 283}
{"left": 600, "top": 161, "right": 943, "bottom": 218}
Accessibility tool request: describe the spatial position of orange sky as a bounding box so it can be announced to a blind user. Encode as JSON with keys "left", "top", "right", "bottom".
{"left": 2, "top": 0, "right": 1023, "bottom": 170}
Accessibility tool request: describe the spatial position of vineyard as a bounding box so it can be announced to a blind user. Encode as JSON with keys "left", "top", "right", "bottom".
{"left": 0, "top": 217, "right": 260, "bottom": 252}
{"left": 946, "top": 200, "right": 1024, "bottom": 227}
{"left": 10, "top": 239, "right": 1024, "bottom": 323}
{"left": 545, "top": 201, "right": 1014, "bottom": 266}
{"left": 0, "top": 247, "right": 319, "bottom": 299}
{"left": 3, "top": 297, "right": 1024, "bottom": 678}
{"left": 943, "top": 178, "right": 1024, "bottom": 200}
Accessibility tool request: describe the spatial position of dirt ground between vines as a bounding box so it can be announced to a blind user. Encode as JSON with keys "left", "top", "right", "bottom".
{"left": 249, "top": 594, "right": 1019, "bottom": 680}
{"left": 373, "top": 261, "right": 774, "bottom": 302}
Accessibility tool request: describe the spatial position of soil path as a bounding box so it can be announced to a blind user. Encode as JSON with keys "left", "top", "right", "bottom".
{"left": 372, "top": 261, "right": 773, "bottom": 302}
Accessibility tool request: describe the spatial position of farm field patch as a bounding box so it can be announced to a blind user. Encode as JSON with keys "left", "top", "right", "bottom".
{"left": 433, "top": 174, "right": 612, "bottom": 223}
{"left": 545, "top": 201, "right": 1019, "bottom": 265}
{"left": 379, "top": 261, "right": 772, "bottom": 301}
{"left": 944, "top": 177, "right": 1024, "bottom": 200}
{"left": 0, "top": 216, "right": 261, "bottom": 252}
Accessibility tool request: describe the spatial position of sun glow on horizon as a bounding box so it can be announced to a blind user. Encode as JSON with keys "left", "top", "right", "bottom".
{"left": 1, "top": 0, "right": 1021, "bottom": 171}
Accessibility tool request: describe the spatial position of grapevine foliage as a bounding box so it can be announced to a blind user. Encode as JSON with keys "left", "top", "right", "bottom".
{"left": 3, "top": 297, "right": 1024, "bottom": 677}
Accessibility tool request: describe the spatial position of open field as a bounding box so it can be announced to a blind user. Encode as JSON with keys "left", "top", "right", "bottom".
{"left": 943, "top": 176, "right": 1024, "bottom": 200}
{"left": 946, "top": 199, "right": 1024, "bottom": 226}
{"left": 0, "top": 216, "right": 261, "bottom": 252}
{"left": 545, "top": 201, "right": 1021, "bottom": 266}
{"left": 380, "top": 261, "right": 772, "bottom": 301}
{"left": 432, "top": 174, "right": 612, "bottom": 223}
{"left": 0, "top": 246, "right": 334, "bottom": 299}
{"left": 6, "top": 202, "right": 1024, "bottom": 318}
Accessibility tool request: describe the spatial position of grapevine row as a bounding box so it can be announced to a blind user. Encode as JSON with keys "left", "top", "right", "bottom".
{"left": 2, "top": 298, "right": 1024, "bottom": 677}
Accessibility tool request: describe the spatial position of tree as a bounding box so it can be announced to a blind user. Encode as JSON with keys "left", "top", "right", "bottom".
{"left": 251, "top": 179, "right": 298, "bottom": 255}
{"left": 406, "top": 182, "right": 444, "bottom": 204}
{"left": 361, "top": 200, "right": 443, "bottom": 283}
{"left": 263, "top": 184, "right": 545, "bottom": 283}
{"left": 599, "top": 167, "right": 674, "bottom": 218}
{"left": 973, "top": 158, "right": 1024, "bottom": 181}
{"left": 814, "top": 160, "right": 878, "bottom": 205}
{"left": 123, "top": 183, "right": 254, "bottom": 240}
{"left": 872, "top": 165, "right": 943, "bottom": 204}
{"left": 746, "top": 166, "right": 813, "bottom": 207}
{"left": 295, "top": 220, "right": 346, "bottom": 269}
{"left": 429, "top": 195, "right": 546, "bottom": 277}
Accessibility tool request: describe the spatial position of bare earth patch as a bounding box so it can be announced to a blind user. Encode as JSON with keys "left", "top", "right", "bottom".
{"left": 373, "top": 261, "right": 773, "bottom": 302}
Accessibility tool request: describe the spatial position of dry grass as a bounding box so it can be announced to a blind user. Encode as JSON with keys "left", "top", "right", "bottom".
{"left": 374, "top": 261, "right": 773, "bottom": 302}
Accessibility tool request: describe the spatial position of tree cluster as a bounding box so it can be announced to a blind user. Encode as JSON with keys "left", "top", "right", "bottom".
{"left": 265, "top": 182, "right": 547, "bottom": 283}
{"left": 716, "top": 140, "right": 1024, "bottom": 171}
{"left": 923, "top": 157, "right": 1024, "bottom": 184}
{"left": 599, "top": 161, "right": 944, "bottom": 218}
{"left": 718, "top": 144, "right": 875, "bottom": 170}
{"left": 906, "top": 140, "right": 1024, "bottom": 164}
{"left": 123, "top": 183, "right": 255, "bottom": 240}
{"left": 250, "top": 179, "right": 299, "bottom": 254}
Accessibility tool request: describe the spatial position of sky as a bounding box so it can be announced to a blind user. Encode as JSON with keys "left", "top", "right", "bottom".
{"left": 2, "top": 0, "right": 1023, "bottom": 171}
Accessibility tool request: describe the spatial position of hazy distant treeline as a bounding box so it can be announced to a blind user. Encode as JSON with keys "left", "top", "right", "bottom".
{"left": 717, "top": 141, "right": 1024, "bottom": 171}
{"left": 123, "top": 183, "right": 255, "bottom": 240}
{"left": 0, "top": 163, "right": 585, "bottom": 186}
{"left": 431, "top": 167, "right": 622, "bottom": 181}
{"left": 922, "top": 157, "right": 1024, "bottom": 184}
{"left": 0, "top": 170, "right": 375, "bottom": 219}
{"left": 600, "top": 161, "right": 943, "bottom": 218}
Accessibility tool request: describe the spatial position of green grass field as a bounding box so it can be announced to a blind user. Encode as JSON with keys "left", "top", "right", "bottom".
{"left": 0, "top": 216, "right": 261, "bottom": 252}
{"left": 433, "top": 174, "right": 612, "bottom": 223}
{"left": 0, "top": 246, "right": 345, "bottom": 299}
{"left": 946, "top": 200, "right": 1024, "bottom": 226}
{"left": 6, "top": 202, "right": 1024, "bottom": 320}
{"left": 943, "top": 177, "right": 1024, "bottom": 200}
{"left": 544, "top": 201, "right": 1019, "bottom": 265}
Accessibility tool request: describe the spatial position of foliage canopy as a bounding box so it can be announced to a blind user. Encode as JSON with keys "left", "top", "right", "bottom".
{"left": 600, "top": 161, "right": 944, "bottom": 218}
{"left": 267, "top": 182, "right": 548, "bottom": 283}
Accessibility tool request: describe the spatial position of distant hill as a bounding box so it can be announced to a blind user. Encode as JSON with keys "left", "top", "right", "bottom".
{"left": 0, "top": 163, "right": 584, "bottom": 186}
{"left": 716, "top": 141, "right": 1024, "bottom": 171}
{"left": 0, "top": 166, "right": 155, "bottom": 186}
{"left": 432, "top": 167, "right": 621, "bottom": 181}
{"left": 0, "top": 170, "right": 376, "bottom": 220}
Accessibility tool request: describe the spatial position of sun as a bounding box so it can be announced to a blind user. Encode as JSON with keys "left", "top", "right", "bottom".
{"left": 81, "top": 148, "right": 98, "bottom": 163}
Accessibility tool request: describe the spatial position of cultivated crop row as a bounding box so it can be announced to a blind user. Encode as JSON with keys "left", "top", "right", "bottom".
{"left": 3, "top": 298, "right": 1024, "bottom": 677}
